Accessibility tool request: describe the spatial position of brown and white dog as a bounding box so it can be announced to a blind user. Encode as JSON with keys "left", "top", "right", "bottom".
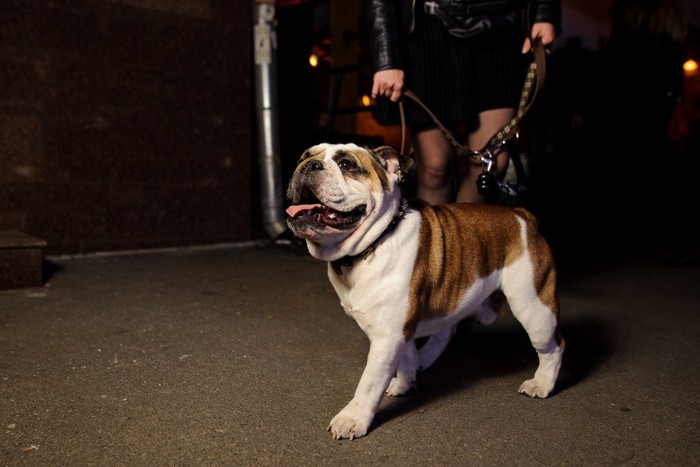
{"left": 286, "top": 143, "right": 564, "bottom": 440}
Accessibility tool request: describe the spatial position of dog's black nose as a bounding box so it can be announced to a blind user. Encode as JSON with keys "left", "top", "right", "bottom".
{"left": 302, "top": 159, "right": 323, "bottom": 173}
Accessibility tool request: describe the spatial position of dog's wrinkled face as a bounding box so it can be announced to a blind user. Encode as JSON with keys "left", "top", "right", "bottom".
{"left": 286, "top": 143, "right": 413, "bottom": 261}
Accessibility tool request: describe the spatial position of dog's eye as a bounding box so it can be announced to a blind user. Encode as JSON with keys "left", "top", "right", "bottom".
{"left": 338, "top": 159, "right": 359, "bottom": 173}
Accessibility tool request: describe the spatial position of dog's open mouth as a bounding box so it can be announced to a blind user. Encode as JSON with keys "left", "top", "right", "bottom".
{"left": 286, "top": 203, "right": 366, "bottom": 228}
{"left": 286, "top": 189, "right": 365, "bottom": 229}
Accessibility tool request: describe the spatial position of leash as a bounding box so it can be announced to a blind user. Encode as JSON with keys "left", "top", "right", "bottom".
{"left": 398, "top": 37, "right": 547, "bottom": 169}
{"left": 330, "top": 40, "right": 547, "bottom": 274}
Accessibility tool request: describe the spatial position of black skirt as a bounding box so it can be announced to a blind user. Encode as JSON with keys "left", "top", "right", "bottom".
{"left": 377, "top": 3, "right": 528, "bottom": 131}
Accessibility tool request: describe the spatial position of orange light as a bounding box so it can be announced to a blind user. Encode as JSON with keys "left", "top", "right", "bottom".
{"left": 361, "top": 95, "right": 371, "bottom": 107}
{"left": 683, "top": 59, "right": 698, "bottom": 75}
{"left": 309, "top": 54, "right": 319, "bottom": 68}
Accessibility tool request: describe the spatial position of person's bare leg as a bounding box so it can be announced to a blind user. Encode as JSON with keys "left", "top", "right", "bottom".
{"left": 412, "top": 128, "right": 455, "bottom": 205}
{"left": 456, "top": 108, "right": 515, "bottom": 203}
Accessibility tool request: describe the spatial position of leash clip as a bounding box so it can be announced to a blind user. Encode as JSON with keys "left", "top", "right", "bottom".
{"left": 477, "top": 149, "right": 499, "bottom": 198}
{"left": 480, "top": 149, "right": 495, "bottom": 173}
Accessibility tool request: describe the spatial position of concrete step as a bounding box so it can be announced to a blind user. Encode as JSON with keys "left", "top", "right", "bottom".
{"left": 0, "top": 230, "right": 47, "bottom": 290}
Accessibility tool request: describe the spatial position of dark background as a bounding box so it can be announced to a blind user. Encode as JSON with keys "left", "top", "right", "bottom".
{"left": 1, "top": 0, "right": 698, "bottom": 260}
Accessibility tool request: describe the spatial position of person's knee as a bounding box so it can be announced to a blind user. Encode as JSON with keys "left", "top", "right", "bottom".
{"left": 417, "top": 161, "right": 450, "bottom": 188}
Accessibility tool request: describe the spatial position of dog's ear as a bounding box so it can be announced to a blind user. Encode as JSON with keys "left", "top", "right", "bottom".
{"left": 371, "top": 146, "right": 414, "bottom": 183}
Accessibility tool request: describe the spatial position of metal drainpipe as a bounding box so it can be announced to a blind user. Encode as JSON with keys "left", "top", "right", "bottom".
{"left": 253, "top": 0, "right": 287, "bottom": 239}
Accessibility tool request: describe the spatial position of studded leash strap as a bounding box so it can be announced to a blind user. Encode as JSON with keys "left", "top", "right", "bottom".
{"left": 398, "top": 37, "right": 547, "bottom": 161}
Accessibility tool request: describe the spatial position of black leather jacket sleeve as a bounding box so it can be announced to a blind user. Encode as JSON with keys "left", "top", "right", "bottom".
{"left": 363, "top": 0, "right": 561, "bottom": 73}
{"left": 362, "top": 0, "right": 408, "bottom": 72}
{"left": 529, "top": 0, "right": 561, "bottom": 34}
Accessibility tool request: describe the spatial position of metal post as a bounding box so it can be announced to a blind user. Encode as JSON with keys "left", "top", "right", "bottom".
{"left": 253, "top": 0, "right": 286, "bottom": 239}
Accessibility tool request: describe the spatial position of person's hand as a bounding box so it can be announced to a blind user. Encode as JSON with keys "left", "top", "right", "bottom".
{"left": 522, "top": 22, "right": 556, "bottom": 53}
{"left": 371, "top": 69, "right": 405, "bottom": 102}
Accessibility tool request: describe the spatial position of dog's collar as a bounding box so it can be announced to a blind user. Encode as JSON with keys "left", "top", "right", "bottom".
{"left": 330, "top": 198, "right": 409, "bottom": 276}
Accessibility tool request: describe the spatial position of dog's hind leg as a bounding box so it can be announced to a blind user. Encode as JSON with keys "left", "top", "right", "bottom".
{"left": 502, "top": 264, "right": 564, "bottom": 398}
{"left": 516, "top": 322, "right": 564, "bottom": 399}
{"left": 417, "top": 324, "right": 457, "bottom": 370}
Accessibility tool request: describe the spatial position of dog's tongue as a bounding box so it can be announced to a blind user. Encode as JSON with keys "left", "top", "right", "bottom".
{"left": 286, "top": 204, "right": 323, "bottom": 218}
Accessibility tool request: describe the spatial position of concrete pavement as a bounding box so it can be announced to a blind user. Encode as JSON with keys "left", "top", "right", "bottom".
{"left": 1, "top": 241, "right": 698, "bottom": 465}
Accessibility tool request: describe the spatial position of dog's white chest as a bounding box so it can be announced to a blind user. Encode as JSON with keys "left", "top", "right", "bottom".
{"left": 328, "top": 213, "right": 421, "bottom": 332}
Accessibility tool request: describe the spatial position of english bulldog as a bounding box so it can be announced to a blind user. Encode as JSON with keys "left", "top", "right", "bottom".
{"left": 285, "top": 143, "right": 564, "bottom": 440}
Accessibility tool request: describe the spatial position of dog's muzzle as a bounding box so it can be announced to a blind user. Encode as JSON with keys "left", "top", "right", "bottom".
{"left": 286, "top": 182, "right": 366, "bottom": 233}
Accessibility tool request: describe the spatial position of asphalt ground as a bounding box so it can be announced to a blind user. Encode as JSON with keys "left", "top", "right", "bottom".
{"left": 1, "top": 240, "right": 698, "bottom": 466}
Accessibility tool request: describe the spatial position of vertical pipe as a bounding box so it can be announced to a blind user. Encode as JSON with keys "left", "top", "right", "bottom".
{"left": 253, "top": 0, "right": 287, "bottom": 239}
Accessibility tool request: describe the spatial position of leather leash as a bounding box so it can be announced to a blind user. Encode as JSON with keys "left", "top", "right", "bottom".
{"left": 398, "top": 37, "right": 547, "bottom": 164}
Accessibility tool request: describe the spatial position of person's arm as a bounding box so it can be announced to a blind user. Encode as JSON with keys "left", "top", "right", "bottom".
{"left": 363, "top": 0, "right": 405, "bottom": 102}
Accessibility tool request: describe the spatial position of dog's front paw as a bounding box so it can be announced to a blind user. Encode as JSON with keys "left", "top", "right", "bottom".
{"left": 327, "top": 406, "right": 372, "bottom": 440}
{"left": 386, "top": 376, "right": 415, "bottom": 397}
{"left": 518, "top": 378, "right": 555, "bottom": 398}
